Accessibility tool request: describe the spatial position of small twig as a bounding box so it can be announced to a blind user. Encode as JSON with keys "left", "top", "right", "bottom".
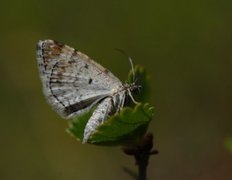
{"left": 122, "top": 133, "right": 158, "bottom": 180}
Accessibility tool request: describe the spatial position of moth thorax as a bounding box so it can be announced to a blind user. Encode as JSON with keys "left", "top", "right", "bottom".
{"left": 111, "top": 85, "right": 125, "bottom": 95}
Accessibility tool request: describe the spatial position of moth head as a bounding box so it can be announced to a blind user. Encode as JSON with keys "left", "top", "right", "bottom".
{"left": 123, "top": 82, "right": 141, "bottom": 105}
{"left": 129, "top": 81, "right": 141, "bottom": 93}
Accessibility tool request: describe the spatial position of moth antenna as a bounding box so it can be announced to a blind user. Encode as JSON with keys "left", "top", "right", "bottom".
{"left": 128, "top": 56, "right": 135, "bottom": 82}
{"left": 115, "top": 48, "right": 135, "bottom": 82}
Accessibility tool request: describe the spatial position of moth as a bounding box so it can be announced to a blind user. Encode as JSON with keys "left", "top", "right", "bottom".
{"left": 36, "top": 40, "right": 139, "bottom": 143}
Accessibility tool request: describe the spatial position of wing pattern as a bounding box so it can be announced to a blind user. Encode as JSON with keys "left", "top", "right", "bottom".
{"left": 36, "top": 40, "right": 122, "bottom": 118}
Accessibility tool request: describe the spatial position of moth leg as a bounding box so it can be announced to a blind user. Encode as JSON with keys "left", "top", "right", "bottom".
{"left": 119, "top": 93, "right": 126, "bottom": 111}
{"left": 128, "top": 89, "right": 139, "bottom": 104}
{"left": 112, "top": 92, "right": 126, "bottom": 113}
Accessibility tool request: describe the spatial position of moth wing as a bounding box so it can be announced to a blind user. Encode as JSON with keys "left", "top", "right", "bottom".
{"left": 83, "top": 97, "right": 114, "bottom": 143}
{"left": 36, "top": 39, "right": 122, "bottom": 118}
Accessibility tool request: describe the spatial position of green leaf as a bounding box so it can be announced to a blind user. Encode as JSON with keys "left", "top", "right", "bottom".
{"left": 67, "top": 103, "right": 154, "bottom": 145}
{"left": 225, "top": 138, "right": 232, "bottom": 153}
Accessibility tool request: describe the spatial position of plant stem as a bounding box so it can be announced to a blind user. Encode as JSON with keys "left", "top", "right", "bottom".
{"left": 137, "top": 154, "right": 147, "bottom": 180}
{"left": 123, "top": 133, "right": 158, "bottom": 180}
{"left": 136, "top": 152, "right": 148, "bottom": 179}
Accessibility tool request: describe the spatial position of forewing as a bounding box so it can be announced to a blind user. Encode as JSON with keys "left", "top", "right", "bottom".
{"left": 36, "top": 39, "right": 122, "bottom": 118}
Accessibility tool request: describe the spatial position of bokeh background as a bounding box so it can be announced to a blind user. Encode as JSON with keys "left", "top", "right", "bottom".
{"left": 0, "top": 0, "right": 231, "bottom": 179}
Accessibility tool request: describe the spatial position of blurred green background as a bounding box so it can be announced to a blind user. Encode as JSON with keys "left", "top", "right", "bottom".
{"left": 0, "top": 0, "right": 231, "bottom": 179}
